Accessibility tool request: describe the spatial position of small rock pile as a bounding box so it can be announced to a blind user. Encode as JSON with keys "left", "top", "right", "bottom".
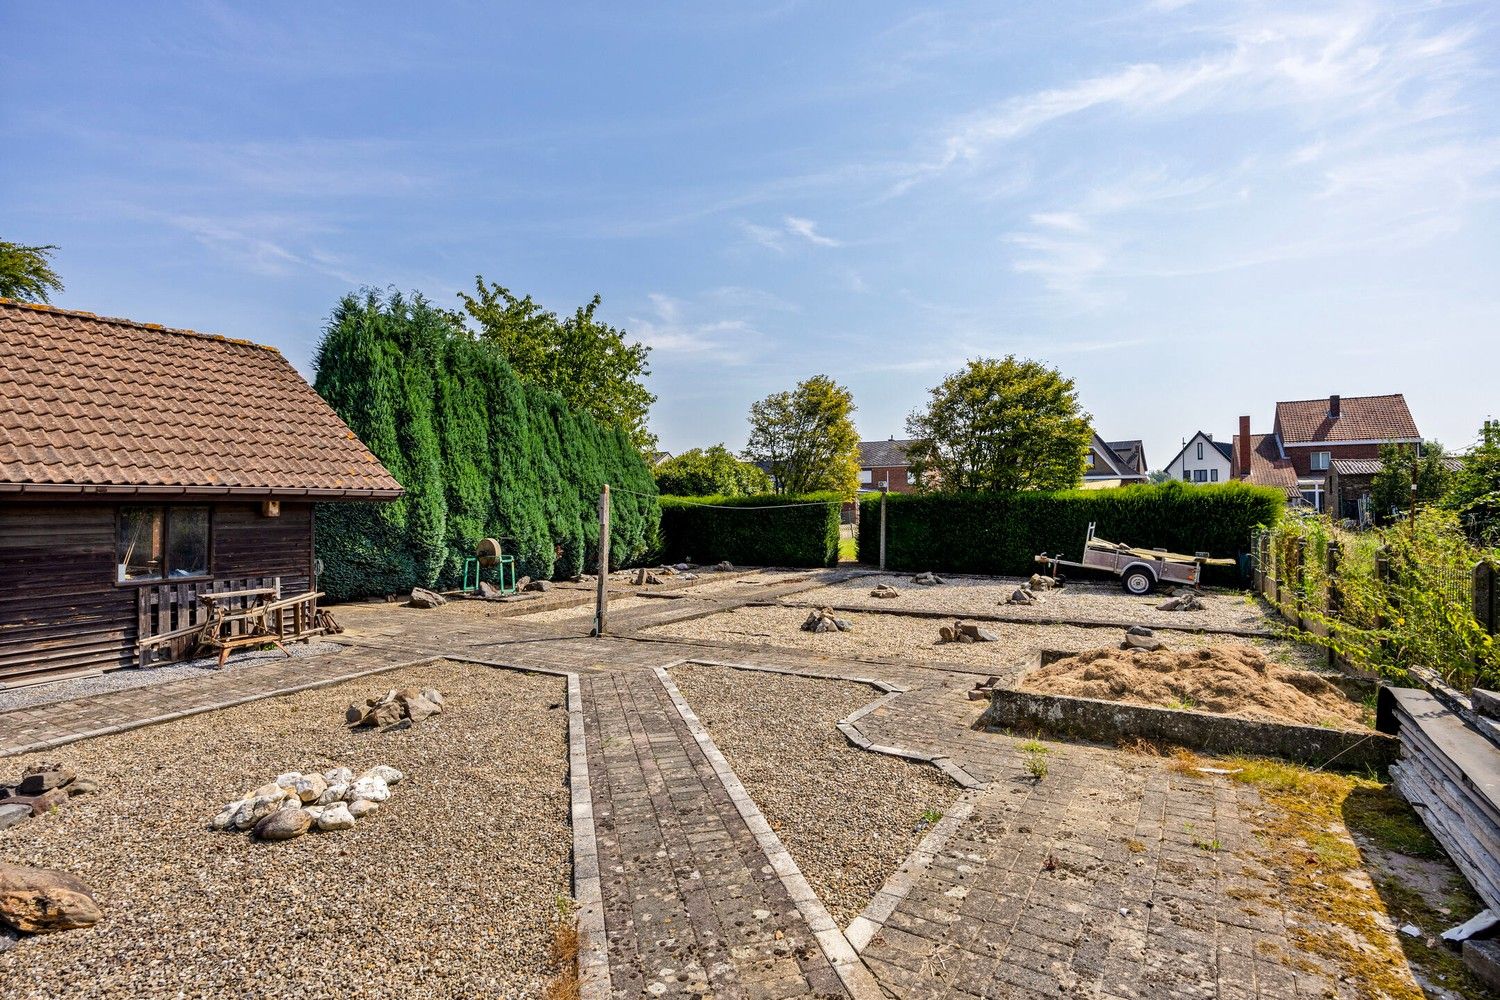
{"left": 0, "top": 864, "right": 101, "bottom": 934}
{"left": 1121, "top": 625, "right": 1166, "bottom": 652}
{"left": 715, "top": 561, "right": 735, "bottom": 571}
{"left": 967, "top": 675, "right": 1003, "bottom": 701}
{"left": 869, "top": 583, "right": 900, "bottom": 599}
{"left": 633, "top": 567, "right": 667, "bottom": 585}
{"left": 1157, "top": 592, "right": 1207, "bottom": 612}
{"left": 211, "top": 765, "right": 404, "bottom": 841}
{"left": 938, "top": 621, "right": 999, "bottom": 644}
{"left": 1006, "top": 573, "right": 1058, "bottom": 606}
{"left": 0, "top": 763, "right": 98, "bottom": 832}
{"left": 912, "top": 571, "right": 946, "bottom": 586}
{"left": 801, "top": 608, "right": 855, "bottom": 633}
{"left": 347, "top": 687, "right": 445, "bottom": 729}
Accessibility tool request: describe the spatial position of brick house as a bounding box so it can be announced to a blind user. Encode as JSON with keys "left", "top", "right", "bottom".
{"left": 1233, "top": 394, "right": 1421, "bottom": 511}
{"left": 858, "top": 438, "right": 918, "bottom": 493}
{"left": 1082, "top": 434, "right": 1149, "bottom": 488}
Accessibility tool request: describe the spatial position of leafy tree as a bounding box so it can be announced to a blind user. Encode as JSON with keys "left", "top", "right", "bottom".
{"left": 313, "top": 288, "right": 658, "bottom": 600}
{"left": 0, "top": 240, "right": 64, "bottom": 303}
{"left": 1148, "top": 469, "right": 1172, "bottom": 484}
{"left": 744, "top": 375, "right": 861, "bottom": 497}
{"left": 654, "top": 445, "right": 772, "bottom": 496}
{"left": 904, "top": 357, "right": 1093, "bottom": 492}
{"left": 456, "top": 277, "right": 657, "bottom": 453}
{"left": 1370, "top": 440, "right": 1452, "bottom": 524}
{"left": 1444, "top": 421, "right": 1500, "bottom": 543}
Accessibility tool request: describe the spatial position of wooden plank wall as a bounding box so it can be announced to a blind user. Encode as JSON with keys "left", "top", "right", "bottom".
{"left": 0, "top": 500, "right": 315, "bottom": 684}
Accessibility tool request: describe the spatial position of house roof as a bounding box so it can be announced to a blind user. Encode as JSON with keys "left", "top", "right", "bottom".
{"left": 1273, "top": 393, "right": 1419, "bottom": 445}
{"left": 859, "top": 438, "right": 916, "bottom": 468}
{"left": 1160, "top": 431, "right": 1233, "bottom": 472}
{"left": 1233, "top": 432, "right": 1299, "bottom": 496}
{"left": 1085, "top": 433, "right": 1147, "bottom": 480}
{"left": 1331, "top": 456, "right": 1466, "bottom": 477}
{"left": 0, "top": 300, "right": 404, "bottom": 499}
{"left": 1105, "top": 439, "right": 1147, "bottom": 474}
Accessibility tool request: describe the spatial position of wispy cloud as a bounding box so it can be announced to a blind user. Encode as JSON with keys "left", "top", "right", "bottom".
{"left": 739, "top": 214, "right": 845, "bottom": 252}
{"left": 627, "top": 292, "right": 764, "bottom": 364}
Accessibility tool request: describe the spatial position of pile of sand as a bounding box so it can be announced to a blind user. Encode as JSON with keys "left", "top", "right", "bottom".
{"left": 1018, "top": 645, "right": 1367, "bottom": 729}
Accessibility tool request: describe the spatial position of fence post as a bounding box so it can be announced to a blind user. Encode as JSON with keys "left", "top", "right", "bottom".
{"left": 592, "top": 484, "right": 610, "bottom": 637}
{"left": 1475, "top": 560, "right": 1497, "bottom": 682}
{"left": 1375, "top": 550, "right": 1392, "bottom": 662}
{"left": 879, "top": 485, "right": 888, "bottom": 572}
{"left": 1294, "top": 537, "right": 1308, "bottom": 629}
{"left": 1326, "top": 540, "right": 1342, "bottom": 669}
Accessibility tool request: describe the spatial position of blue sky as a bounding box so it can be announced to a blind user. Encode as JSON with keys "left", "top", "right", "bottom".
{"left": 4, "top": 2, "right": 1498, "bottom": 467}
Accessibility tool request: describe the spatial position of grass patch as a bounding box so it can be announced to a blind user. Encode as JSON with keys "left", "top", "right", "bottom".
{"left": 838, "top": 536, "right": 857, "bottom": 562}
{"left": 543, "top": 895, "right": 581, "bottom": 1000}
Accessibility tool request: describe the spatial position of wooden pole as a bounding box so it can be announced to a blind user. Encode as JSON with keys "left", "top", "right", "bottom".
{"left": 593, "top": 485, "right": 610, "bottom": 637}
{"left": 1326, "top": 540, "right": 1341, "bottom": 669}
{"left": 879, "top": 485, "right": 888, "bottom": 572}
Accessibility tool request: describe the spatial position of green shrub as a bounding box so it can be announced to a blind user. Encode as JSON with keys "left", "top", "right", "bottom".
{"left": 858, "top": 481, "right": 1283, "bottom": 580}
{"left": 313, "top": 289, "right": 658, "bottom": 601}
{"left": 656, "top": 493, "right": 842, "bottom": 567}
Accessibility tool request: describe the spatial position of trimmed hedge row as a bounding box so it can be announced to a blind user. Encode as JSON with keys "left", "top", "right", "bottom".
{"left": 857, "top": 482, "right": 1284, "bottom": 583}
{"left": 313, "top": 290, "right": 658, "bottom": 602}
{"left": 656, "top": 493, "right": 842, "bottom": 568}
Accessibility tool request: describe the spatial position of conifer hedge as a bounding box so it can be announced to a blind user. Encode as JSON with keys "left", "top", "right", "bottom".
{"left": 656, "top": 493, "right": 843, "bottom": 567}
{"left": 312, "top": 290, "right": 658, "bottom": 601}
{"left": 857, "top": 482, "right": 1283, "bottom": 581}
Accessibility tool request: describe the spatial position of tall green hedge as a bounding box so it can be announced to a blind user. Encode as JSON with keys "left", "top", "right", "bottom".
{"left": 656, "top": 493, "right": 842, "bottom": 568}
{"left": 858, "top": 482, "right": 1283, "bottom": 581}
{"left": 312, "top": 290, "right": 658, "bottom": 602}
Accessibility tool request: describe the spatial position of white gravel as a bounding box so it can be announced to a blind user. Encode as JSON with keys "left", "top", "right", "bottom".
{"left": 788, "top": 573, "right": 1280, "bottom": 632}
{"left": 670, "top": 662, "right": 956, "bottom": 927}
{"left": 0, "top": 641, "right": 347, "bottom": 714}
{"left": 646, "top": 605, "right": 1325, "bottom": 678}
{"left": 0, "top": 660, "right": 571, "bottom": 999}
{"left": 671, "top": 570, "right": 819, "bottom": 595}
{"left": 511, "top": 594, "right": 654, "bottom": 624}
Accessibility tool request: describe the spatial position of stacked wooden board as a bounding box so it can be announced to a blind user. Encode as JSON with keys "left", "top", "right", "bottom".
{"left": 1380, "top": 687, "right": 1500, "bottom": 912}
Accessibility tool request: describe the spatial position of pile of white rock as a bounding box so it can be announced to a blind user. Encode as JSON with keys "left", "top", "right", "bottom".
{"left": 210, "top": 765, "right": 404, "bottom": 841}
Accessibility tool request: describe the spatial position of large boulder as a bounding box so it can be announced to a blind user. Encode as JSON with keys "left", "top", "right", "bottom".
{"left": 0, "top": 864, "right": 101, "bottom": 933}
{"left": 0, "top": 804, "right": 31, "bottom": 831}
{"left": 408, "top": 587, "right": 447, "bottom": 609}
{"left": 18, "top": 767, "right": 75, "bottom": 796}
{"left": 870, "top": 584, "right": 900, "bottom": 599}
{"left": 402, "top": 695, "right": 441, "bottom": 724}
{"left": 254, "top": 807, "right": 312, "bottom": 842}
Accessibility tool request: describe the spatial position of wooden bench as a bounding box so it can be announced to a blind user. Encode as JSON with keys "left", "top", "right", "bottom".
{"left": 198, "top": 590, "right": 326, "bottom": 669}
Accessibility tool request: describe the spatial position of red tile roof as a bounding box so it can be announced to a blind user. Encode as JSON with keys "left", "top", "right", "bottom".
{"left": 1273, "top": 394, "right": 1419, "bottom": 444}
{"left": 1232, "top": 433, "right": 1299, "bottom": 495}
{"left": 0, "top": 300, "right": 403, "bottom": 499}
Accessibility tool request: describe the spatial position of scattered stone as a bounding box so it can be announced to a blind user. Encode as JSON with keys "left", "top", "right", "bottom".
{"left": 1006, "top": 587, "right": 1039, "bottom": 606}
{"left": 968, "top": 677, "right": 1003, "bottom": 701}
{"left": 939, "top": 621, "right": 999, "bottom": 643}
{"left": 1122, "top": 631, "right": 1167, "bottom": 652}
{"left": 633, "top": 567, "right": 666, "bottom": 585}
{"left": 291, "top": 772, "right": 327, "bottom": 804}
{"left": 515, "top": 575, "right": 532, "bottom": 590}
{"left": 348, "top": 775, "right": 391, "bottom": 803}
{"left": 1158, "top": 593, "right": 1207, "bottom": 612}
{"left": 420, "top": 689, "right": 444, "bottom": 709}
{"left": 1028, "top": 574, "right": 1056, "bottom": 591}
{"left": 912, "top": 571, "right": 946, "bottom": 586}
{"left": 19, "top": 789, "right": 69, "bottom": 816}
{"left": 349, "top": 687, "right": 446, "bottom": 729}
{"left": 1126, "top": 625, "right": 1155, "bottom": 637}
{"left": 363, "top": 765, "right": 404, "bottom": 787}
{"left": 316, "top": 802, "right": 356, "bottom": 831}
{"left": 254, "top": 807, "right": 312, "bottom": 842}
{"left": 0, "top": 804, "right": 30, "bottom": 831}
{"left": 404, "top": 695, "right": 441, "bottom": 723}
{"left": 18, "top": 766, "right": 75, "bottom": 795}
{"left": 232, "top": 795, "right": 283, "bottom": 831}
{"left": 347, "top": 799, "right": 380, "bottom": 819}
{"left": 870, "top": 584, "right": 900, "bottom": 599}
{"left": 408, "top": 587, "right": 447, "bottom": 609}
{"left": 524, "top": 579, "right": 551, "bottom": 593}
{"left": 0, "top": 864, "right": 102, "bottom": 933}
{"left": 800, "top": 608, "right": 854, "bottom": 633}
{"left": 715, "top": 561, "right": 734, "bottom": 571}
{"left": 673, "top": 562, "right": 695, "bottom": 571}
{"left": 477, "top": 580, "right": 503, "bottom": 598}
{"left": 317, "top": 782, "right": 350, "bottom": 806}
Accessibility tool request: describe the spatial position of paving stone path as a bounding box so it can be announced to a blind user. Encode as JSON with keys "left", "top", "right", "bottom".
{"left": 0, "top": 570, "right": 1393, "bottom": 999}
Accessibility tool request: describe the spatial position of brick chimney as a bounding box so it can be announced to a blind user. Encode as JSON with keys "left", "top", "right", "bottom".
{"left": 1328, "top": 394, "right": 1340, "bottom": 419}
{"left": 1237, "top": 415, "right": 1251, "bottom": 478}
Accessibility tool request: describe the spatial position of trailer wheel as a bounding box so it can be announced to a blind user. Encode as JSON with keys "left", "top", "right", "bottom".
{"left": 1122, "top": 567, "right": 1155, "bottom": 595}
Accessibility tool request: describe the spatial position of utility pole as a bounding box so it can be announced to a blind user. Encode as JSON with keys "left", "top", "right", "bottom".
{"left": 879, "top": 484, "right": 888, "bottom": 572}
{"left": 593, "top": 484, "right": 610, "bottom": 637}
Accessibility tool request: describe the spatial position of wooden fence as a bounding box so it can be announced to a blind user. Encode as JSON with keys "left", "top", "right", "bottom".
{"left": 136, "top": 576, "right": 282, "bottom": 667}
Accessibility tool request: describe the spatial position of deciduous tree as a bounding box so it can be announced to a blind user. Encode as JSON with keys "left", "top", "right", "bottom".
{"left": 1370, "top": 441, "right": 1451, "bottom": 524}
{"left": 905, "top": 357, "right": 1092, "bottom": 493}
{"left": 654, "top": 445, "right": 772, "bottom": 497}
{"left": 0, "top": 240, "right": 64, "bottom": 303}
{"left": 744, "top": 376, "right": 861, "bottom": 497}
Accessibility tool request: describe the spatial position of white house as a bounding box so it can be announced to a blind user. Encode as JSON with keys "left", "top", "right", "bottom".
{"left": 1162, "top": 431, "right": 1233, "bottom": 484}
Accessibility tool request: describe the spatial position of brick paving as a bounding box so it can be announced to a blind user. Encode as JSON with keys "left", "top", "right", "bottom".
{"left": 0, "top": 570, "right": 1400, "bottom": 999}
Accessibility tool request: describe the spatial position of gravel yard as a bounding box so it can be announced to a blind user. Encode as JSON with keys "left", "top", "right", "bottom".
{"left": 0, "top": 660, "right": 570, "bottom": 999}
{"left": 512, "top": 594, "right": 653, "bottom": 624}
{"left": 788, "top": 573, "right": 1280, "bottom": 632}
{"left": 670, "top": 569, "right": 819, "bottom": 595}
{"left": 670, "top": 662, "right": 956, "bottom": 927}
{"left": 645, "top": 605, "right": 1325, "bottom": 677}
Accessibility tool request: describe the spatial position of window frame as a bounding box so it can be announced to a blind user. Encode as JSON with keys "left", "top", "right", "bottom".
{"left": 115, "top": 504, "right": 214, "bottom": 587}
{"left": 1310, "top": 451, "right": 1331, "bottom": 472}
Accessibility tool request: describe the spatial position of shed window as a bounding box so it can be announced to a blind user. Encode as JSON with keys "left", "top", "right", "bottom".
{"left": 117, "top": 506, "right": 211, "bottom": 582}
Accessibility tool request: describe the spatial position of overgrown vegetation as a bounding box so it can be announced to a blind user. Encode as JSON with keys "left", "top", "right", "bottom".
{"left": 1260, "top": 509, "right": 1500, "bottom": 690}
{"left": 314, "top": 289, "right": 658, "bottom": 601}
{"left": 905, "top": 356, "right": 1094, "bottom": 492}
{"left": 655, "top": 493, "right": 842, "bottom": 567}
{"left": 653, "top": 444, "right": 771, "bottom": 497}
{"left": 859, "top": 481, "right": 1283, "bottom": 578}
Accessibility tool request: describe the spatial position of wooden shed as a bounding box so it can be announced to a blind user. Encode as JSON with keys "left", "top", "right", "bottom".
{"left": 0, "top": 299, "right": 403, "bottom": 688}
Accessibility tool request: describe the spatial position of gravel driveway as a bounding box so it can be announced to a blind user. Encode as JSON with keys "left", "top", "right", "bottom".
{"left": 787, "top": 573, "right": 1280, "bottom": 631}
{"left": 0, "top": 660, "right": 571, "bottom": 999}
{"left": 646, "top": 606, "right": 1325, "bottom": 677}
{"left": 670, "top": 662, "right": 957, "bottom": 927}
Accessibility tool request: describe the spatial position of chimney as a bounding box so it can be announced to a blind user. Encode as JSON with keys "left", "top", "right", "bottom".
{"left": 1237, "top": 415, "right": 1251, "bottom": 478}
{"left": 1329, "top": 394, "right": 1340, "bottom": 419}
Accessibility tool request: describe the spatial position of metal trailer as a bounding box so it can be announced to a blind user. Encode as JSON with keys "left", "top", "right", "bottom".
{"left": 1034, "top": 522, "right": 1228, "bottom": 595}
